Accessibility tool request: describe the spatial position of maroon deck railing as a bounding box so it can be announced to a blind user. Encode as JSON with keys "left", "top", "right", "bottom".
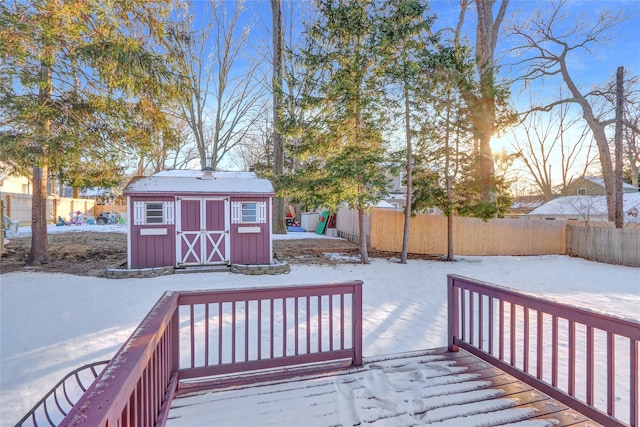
{"left": 59, "top": 281, "right": 363, "bottom": 427}
{"left": 447, "top": 274, "right": 639, "bottom": 427}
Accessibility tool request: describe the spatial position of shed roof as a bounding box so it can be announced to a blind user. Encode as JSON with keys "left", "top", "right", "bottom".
{"left": 124, "top": 170, "right": 274, "bottom": 195}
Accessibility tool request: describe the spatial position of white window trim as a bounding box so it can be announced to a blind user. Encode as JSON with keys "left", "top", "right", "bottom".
{"left": 231, "top": 201, "right": 267, "bottom": 224}
{"left": 133, "top": 201, "right": 174, "bottom": 225}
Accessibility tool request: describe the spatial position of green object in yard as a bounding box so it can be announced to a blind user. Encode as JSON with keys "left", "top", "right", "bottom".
{"left": 316, "top": 211, "right": 329, "bottom": 234}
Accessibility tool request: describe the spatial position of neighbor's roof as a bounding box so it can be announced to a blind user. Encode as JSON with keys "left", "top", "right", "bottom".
{"left": 124, "top": 170, "right": 274, "bottom": 194}
{"left": 579, "top": 176, "right": 638, "bottom": 191}
{"left": 528, "top": 192, "right": 640, "bottom": 222}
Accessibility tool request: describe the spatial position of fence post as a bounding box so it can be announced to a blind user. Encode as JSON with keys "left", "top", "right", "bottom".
{"left": 447, "top": 275, "right": 459, "bottom": 352}
{"left": 1, "top": 200, "right": 4, "bottom": 255}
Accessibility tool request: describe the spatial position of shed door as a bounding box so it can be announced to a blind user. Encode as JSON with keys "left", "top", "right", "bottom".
{"left": 176, "top": 198, "right": 229, "bottom": 266}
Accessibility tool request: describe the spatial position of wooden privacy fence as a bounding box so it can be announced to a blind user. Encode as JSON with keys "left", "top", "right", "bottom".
{"left": 369, "top": 209, "right": 567, "bottom": 256}
{"left": 59, "top": 281, "right": 364, "bottom": 427}
{"left": 1, "top": 193, "right": 95, "bottom": 225}
{"left": 448, "top": 274, "right": 640, "bottom": 427}
{"left": 335, "top": 206, "right": 371, "bottom": 243}
{"left": 567, "top": 223, "right": 640, "bottom": 267}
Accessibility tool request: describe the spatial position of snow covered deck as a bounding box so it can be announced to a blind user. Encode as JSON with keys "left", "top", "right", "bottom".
{"left": 167, "top": 348, "right": 600, "bottom": 427}
{"left": 52, "top": 275, "right": 637, "bottom": 427}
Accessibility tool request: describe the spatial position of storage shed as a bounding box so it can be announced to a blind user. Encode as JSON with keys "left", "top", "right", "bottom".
{"left": 124, "top": 169, "right": 274, "bottom": 270}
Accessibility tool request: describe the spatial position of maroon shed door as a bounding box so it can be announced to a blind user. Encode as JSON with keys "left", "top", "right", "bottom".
{"left": 177, "top": 198, "right": 229, "bottom": 266}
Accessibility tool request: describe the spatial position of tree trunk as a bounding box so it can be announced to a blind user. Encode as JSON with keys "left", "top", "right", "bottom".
{"left": 0, "top": 200, "right": 5, "bottom": 256}
{"left": 400, "top": 78, "right": 412, "bottom": 264}
{"left": 444, "top": 96, "right": 455, "bottom": 261}
{"left": 626, "top": 120, "right": 639, "bottom": 188}
{"left": 459, "top": 0, "right": 508, "bottom": 205}
{"left": 27, "top": 46, "right": 54, "bottom": 266}
{"left": 447, "top": 203, "right": 454, "bottom": 261}
{"left": 614, "top": 66, "right": 624, "bottom": 228}
{"left": 358, "top": 207, "right": 369, "bottom": 264}
{"left": 27, "top": 166, "right": 50, "bottom": 265}
{"left": 271, "top": 0, "right": 286, "bottom": 235}
{"left": 557, "top": 59, "right": 616, "bottom": 221}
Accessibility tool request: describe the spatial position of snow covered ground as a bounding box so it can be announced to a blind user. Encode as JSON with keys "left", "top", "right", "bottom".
{"left": 1, "top": 227, "right": 638, "bottom": 426}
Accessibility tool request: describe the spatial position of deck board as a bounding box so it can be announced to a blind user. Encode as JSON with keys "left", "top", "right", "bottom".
{"left": 167, "top": 348, "right": 602, "bottom": 427}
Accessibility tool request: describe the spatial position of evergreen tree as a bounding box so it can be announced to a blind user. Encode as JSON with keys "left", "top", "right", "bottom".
{"left": 0, "top": 0, "right": 177, "bottom": 265}
{"left": 377, "top": 0, "right": 435, "bottom": 263}
{"left": 289, "top": 0, "right": 388, "bottom": 264}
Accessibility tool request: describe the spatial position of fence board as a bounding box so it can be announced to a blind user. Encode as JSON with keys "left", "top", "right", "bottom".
{"left": 369, "top": 209, "right": 566, "bottom": 256}
{"left": 567, "top": 224, "right": 640, "bottom": 267}
{"left": 1, "top": 193, "right": 96, "bottom": 225}
{"left": 335, "top": 207, "right": 370, "bottom": 243}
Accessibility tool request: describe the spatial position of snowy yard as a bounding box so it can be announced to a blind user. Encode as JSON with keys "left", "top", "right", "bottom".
{"left": 1, "top": 228, "right": 638, "bottom": 426}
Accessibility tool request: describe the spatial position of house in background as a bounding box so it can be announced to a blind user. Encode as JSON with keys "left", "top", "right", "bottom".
{"left": 0, "top": 174, "right": 31, "bottom": 195}
{"left": 124, "top": 169, "right": 275, "bottom": 270}
{"left": 527, "top": 192, "right": 640, "bottom": 224}
{"left": 565, "top": 176, "right": 639, "bottom": 195}
{"left": 507, "top": 195, "right": 548, "bottom": 217}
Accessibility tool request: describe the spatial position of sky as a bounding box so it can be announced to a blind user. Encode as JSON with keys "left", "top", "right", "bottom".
{"left": 189, "top": 0, "right": 639, "bottom": 183}
{"left": 231, "top": 0, "right": 640, "bottom": 87}
{"left": 1, "top": 225, "right": 639, "bottom": 425}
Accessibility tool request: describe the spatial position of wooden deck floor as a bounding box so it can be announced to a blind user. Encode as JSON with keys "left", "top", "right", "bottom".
{"left": 166, "top": 348, "right": 601, "bottom": 427}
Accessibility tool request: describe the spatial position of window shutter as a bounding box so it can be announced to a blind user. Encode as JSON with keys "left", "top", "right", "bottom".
{"left": 257, "top": 202, "right": 267, "bottom": 223}
{"left": 231, "top": 202, "right": 242, "bottom": 224}
{"left": 134, "top": 202, "right": 145, "bottom": 225}
{"left": 164, "top": 202, "right": 175, "bottom": 224}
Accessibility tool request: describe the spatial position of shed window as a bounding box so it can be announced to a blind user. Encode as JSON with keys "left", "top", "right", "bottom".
{"left": 133, "top": 201, "right": 175, "bottom": 225}
{"left": 146, "top": 203, "right": 164, "bottom": 224}
{"left": 232, "top": 201, "right": 267, "bottom": 224}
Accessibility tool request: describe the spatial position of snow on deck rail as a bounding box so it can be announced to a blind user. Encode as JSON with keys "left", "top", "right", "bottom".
{"left": 59, "top": 281, "right": 363, "bottom": 427}
{"left": 447, "top": 274, "right": 639, "bottom": 427}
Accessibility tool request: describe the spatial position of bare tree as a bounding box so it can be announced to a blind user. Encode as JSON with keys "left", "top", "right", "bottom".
{"left": 597, "top": 74, "right": 640, "bottom": 188}
{"left": 167, "top": 0, "right": 264, "bottom": 171}
{"left": 165, "top": 119, "right": 202, "bottom": 170}
{"left": 625, "top": 110, "right": 640, "bottom": 188}
{"left": 512, "top": 94, "right": 596, "bottom": 201}
{"left": 165, "top": 2, "right": 212, "bottom": 169}
{"left": 210, "top": 0, "right": 265, "bottom": 170}
{"left": 230, "top": 106, "right": 273, "bottom": 171}
{"left": 509, "top": 0, "right": 634, "bottom": 221}
{"left": 131, "top": 118, "right": 199, "bottom": 175}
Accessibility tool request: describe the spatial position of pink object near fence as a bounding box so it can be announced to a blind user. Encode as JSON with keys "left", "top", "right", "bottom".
{"left": 447, "top": 274, "right": 639, "bottom": 427}
{"left": 59, "top": 281, "right": 363, "bottom": 427}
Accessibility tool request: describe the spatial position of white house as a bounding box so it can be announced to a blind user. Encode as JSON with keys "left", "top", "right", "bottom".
{"left": 527, "top": 193, "right": 640, "bottom": 224}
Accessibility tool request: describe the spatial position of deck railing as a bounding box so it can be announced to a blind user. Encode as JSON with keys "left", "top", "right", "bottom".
{"left": 176, "top": 282, "right": 363, "bottom": 383}
{"left": 59, "top": 281, "right": 363, "bottom": 427}
{"left": 16, "top": 360, "right": 109, "bottom": 427}
{"left": 447, "top": 274, "right": 639, "bottom": 427}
